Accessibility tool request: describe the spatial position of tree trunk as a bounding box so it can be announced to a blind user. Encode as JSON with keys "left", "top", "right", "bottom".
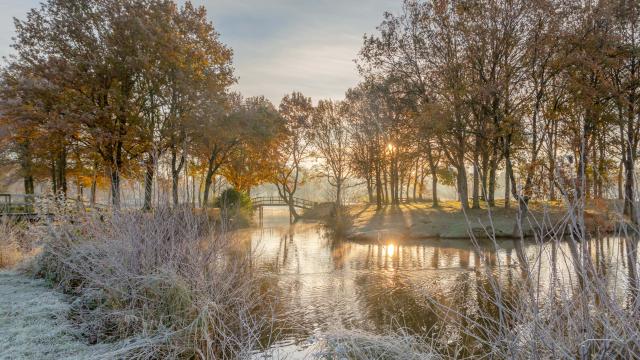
{"left": 288, "top": 194, "right": 300, "bottom": 222}
{"left": 472, "top": 154, "right": 480, "bottom": 209}
{"left": 413, "top": 160, "right": 419, "bottom": 201}
{"left": 192, "top": 176, "right": 196, "bottom": 208}
{"left": 110, "top": 166, "right": 121, "bottom": 209}
{"left": 51, "top": 157, "right": 57, "bottom": 194}
{"left": 19, "top": 142, "right": 35, "bottom": 195}
{"left": 419, "top": 164, "right": 426, "bottom": 200}
{"left": 375, "top": 158, "right": 383, "bottom": 209}
{"left": 427, "top": 148, "right": 439, "bottom": 207}
{"left": 391, "top": 160, "right": 397, "bottom": 204}
{"left": 457, "top": 164, "right": 469, "bottom": 210}
{"left": 618, "top": 161, "right": 624, "bottom": 200}
{"left": 383, "top": 166, "right": 389, "bottom": 204}
{"left": 504, "top": 168, "right": 510, "bottom": 209}
{"left": 203, "top": 167, "right": 215, "bottom": 207}
{"left": 549, "top": 120, "right": 559, "bottom": 201}
{"left": 24, "top": 176, "right": 34, "bottom": 195}
{"left": 624, "top": 153, "right": 636, "bottom": 221}
{"left": 198, "top": 175, "right": 204, "bottom": 208}
{"left": 431, "top": 172, "right": 439, "bottom": 208}
{"left": 624, "top": 110, "right": 637, "bottom": 222}
{"left": 503, "top": 137, "right": 511, "bottom": 210}
{"left": 399, "top": 170, "right": 405, "bottom": 203}
{"left": 90, "top": 175, "right": 97, "bottom": 207}
{"left": 143, "top": 155, "right": 154, "bottom": 211}
{"left": 55, "top": 147, "right": 67, "bottom": 196}
{"left": 488, "top": 147, "right": 498, "bottom": 207}
{"left": 171, "top": 144, "right": 185, "bottom": 207}
{"left": 107, "top": 139, "right": 125, "bottom": 209}
{"left": 481, "top": 149, "right": 489, "bottom": 201}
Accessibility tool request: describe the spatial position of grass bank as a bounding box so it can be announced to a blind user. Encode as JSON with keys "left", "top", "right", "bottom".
{"left": 343, "top": 199, "right": 617, "bottom": 241}
{"left": 0, "top": 270, "right": 116, "bottom": 359}
{"left": 2, "top": 199, "right": 640, "bottom": 359}
{"left": 17, "top": 208, "right": 278, "bottom": 359}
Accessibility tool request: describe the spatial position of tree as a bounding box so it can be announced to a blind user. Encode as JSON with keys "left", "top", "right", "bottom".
{"left": 221, "top": 96, "right": 285, "bottom": 194}
{"left": 310, "top": 100, "right": 353, "bottom": 210}
{"left": 6, "top": 0, "right": 233, "bottom": 209}
{"left": 274, "top": 92, "right": 313, "bottom": 221}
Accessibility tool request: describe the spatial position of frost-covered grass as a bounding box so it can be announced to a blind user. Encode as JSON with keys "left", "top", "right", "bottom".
{"left": 0, "top": 220, "right": 35, "bottom": 269}
{"left": 33, "top": 207, "right": 277, "bottom": 359}
{"left": 0, "top": 271, "right": 113, "bottom": 360}
{"left": 313, "top": 328, "right": 440, "bottom": 359}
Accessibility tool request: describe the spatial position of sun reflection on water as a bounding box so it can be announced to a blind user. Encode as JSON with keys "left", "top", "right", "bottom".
{"left": 386, "top": 243, "right": 396, "bottom": 257}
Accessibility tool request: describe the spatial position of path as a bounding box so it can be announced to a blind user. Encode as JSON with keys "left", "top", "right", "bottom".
{"left": 0, "top": 271, "right": 112, "bottom": 360}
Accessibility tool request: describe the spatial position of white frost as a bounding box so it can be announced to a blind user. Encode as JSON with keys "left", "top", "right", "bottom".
{"left": 0, "top": 271, "right": 112, "bottom": 360}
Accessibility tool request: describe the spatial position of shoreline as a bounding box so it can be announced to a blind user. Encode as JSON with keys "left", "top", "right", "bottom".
{"left": 340, "top": 200, "right": 618, "bottom": 242}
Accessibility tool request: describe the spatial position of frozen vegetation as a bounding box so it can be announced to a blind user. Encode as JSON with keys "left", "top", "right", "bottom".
{"left": 0, "top": 271, "right": 113, "bottom": 360}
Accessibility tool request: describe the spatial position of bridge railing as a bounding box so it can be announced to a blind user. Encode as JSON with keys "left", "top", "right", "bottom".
{"left": 0, "top": 194, "right": 37, "bottom": 214}
{"left": 0, "top": 193, "right": 109, "bottom": 216}
{"left": 251, "top": 196, "right": 317, "bottom": 209}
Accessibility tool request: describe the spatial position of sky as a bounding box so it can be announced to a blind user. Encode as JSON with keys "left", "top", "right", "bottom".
{"left": 0, "top": 0, "right": 401, "bottom": 105}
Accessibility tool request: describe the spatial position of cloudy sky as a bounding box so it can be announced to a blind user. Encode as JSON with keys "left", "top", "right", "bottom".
{"left": 0, "top": 0, "right": 400, "bottom": 104}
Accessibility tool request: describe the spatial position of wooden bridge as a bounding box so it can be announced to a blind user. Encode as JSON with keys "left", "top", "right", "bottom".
{"left": 251, "top": 196, "right": 317, "bottom": 210}
{"left": 0, "top": 193, "right": 316, "bottom": 222}
{"left": 0, "top": 193, "right": 106, "bottom": 221}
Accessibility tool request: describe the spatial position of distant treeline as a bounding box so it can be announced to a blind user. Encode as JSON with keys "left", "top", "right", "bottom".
{"left": 352, "top": 0, "right": 640, "bottom": 217}
{"left": 1, "top": 0, "right": 639, "bottom": 219}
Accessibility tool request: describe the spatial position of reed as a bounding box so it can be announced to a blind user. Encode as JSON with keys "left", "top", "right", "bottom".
{"left": 34, "top": 207, "right": 277, "bottom": 359}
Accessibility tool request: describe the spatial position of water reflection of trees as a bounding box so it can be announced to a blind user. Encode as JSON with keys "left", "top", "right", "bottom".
{"left": 241, "top": 223, "right": 640, "bottom": 355}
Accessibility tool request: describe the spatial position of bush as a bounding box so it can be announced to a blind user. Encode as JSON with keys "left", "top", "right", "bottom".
{"left": 215, "top": 188, "right": 253, "bottom": 228}
{"left": 215, "top": 188, "right": 252, "bottom": 211}
{"left": 34, "top": 208, "right": 277, "bottom": 359}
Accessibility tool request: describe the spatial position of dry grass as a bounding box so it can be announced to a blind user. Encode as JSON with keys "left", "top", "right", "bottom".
{"left": 321, "top": 198, "right": 640, "bottom": 359}
{"left": 0, "top": 270, "right": 116, "bottom": 359}
{"left": 33, "top": 207, "right": 278, "bottom": 359}
{"left": 0, "top": 219, "right": 37, "bottom": 269}
{"left": 313, "top": 328, "right": 439, "bottom": 359}
{"left": 441, "top": 199, "right": 640, "bottom": 359}
{"left": 8, "top": 195, "right": 638, "bottom": 359}
{"left": 345, "top": 199, "right": 616, "bottom": 241}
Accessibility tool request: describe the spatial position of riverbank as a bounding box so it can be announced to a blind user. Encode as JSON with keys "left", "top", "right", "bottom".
{"left": 345, "top": 200, "right": 617, "bottom": 241}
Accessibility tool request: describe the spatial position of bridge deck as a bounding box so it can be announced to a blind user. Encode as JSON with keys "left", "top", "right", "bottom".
{"left": 251, "top": 196, "right": 317, "bottom": 210}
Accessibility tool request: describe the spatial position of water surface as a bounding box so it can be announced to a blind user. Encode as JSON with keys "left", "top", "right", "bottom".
{"left": 242, "top": 208, "right": 634, "bottom": 357}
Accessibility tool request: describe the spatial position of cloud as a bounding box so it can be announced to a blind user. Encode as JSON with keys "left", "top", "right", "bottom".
{"left": 1, "top": 0, "right": 401, "bottom": 104}
{"left": 190, "top": 0, "right": 401, "bottom": 104}
{"left": 0, "top": 0, "right": 40, "bottom": 60}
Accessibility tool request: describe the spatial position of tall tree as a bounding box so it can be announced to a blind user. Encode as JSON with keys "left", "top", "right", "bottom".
{"left": 274, "top": 92, "right": 313, "bottom": 221}
{"left": 310, "top": 100, "right": 353, "bottom": 210}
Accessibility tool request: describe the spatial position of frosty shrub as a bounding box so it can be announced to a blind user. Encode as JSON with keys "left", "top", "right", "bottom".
{"left": 34, "top": 207, "right": 277, "bottom": 359}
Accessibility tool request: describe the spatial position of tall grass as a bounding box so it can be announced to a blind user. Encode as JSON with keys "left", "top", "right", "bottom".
{"left": 16, "top": 195, "right": 640, "bottom": 358}
{"left": 316, "top": 199, "right": 640, "bottom": 359}
{"left": 313, "top": 328, "right": 440, "bottom": 359}
{"left": 443, "top": 199, "right": 640, "bottom": 359}
{"left": 33, "top": 207, "right": 277, "bottom": 359}
{"left": 0, "top": 219, "right": 35, "bottom": 268}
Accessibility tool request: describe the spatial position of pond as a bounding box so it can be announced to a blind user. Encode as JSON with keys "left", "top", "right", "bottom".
{"left": 240, "top": 208, "right": 635, "bottom": 358}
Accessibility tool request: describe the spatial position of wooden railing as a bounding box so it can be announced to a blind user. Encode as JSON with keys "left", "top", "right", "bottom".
{"left": 251, "top": 196, "right": 317, "bottom": 210}
{"left": 0, "top": 193, "right": 108, "bottom": 219}
{"left": 0, "top": 194, "right": 37, "bottom": 215}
